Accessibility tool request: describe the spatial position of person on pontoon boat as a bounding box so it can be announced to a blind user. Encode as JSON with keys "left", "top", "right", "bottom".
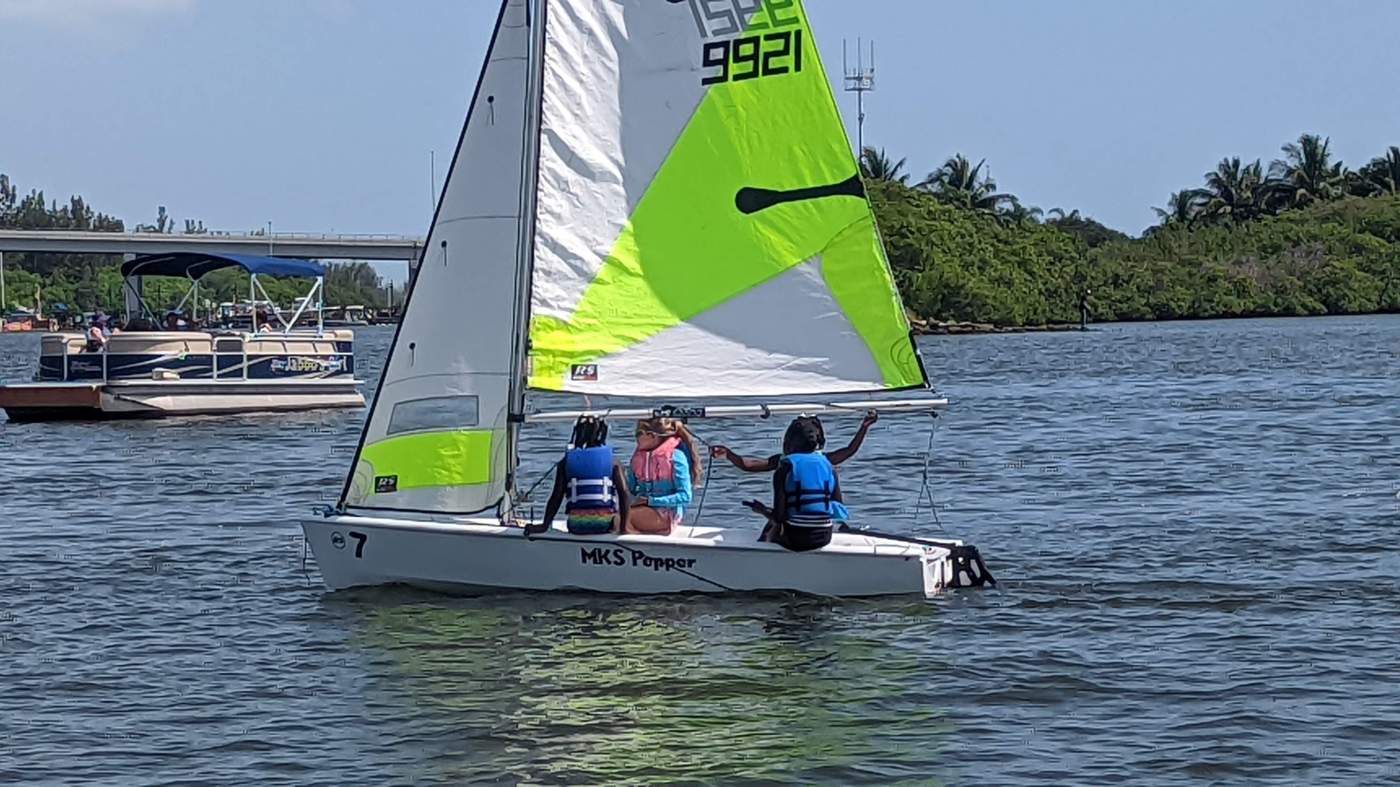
{"left": 541, "top": 416, "right": 631, "bottom": 536}
{"left": 626, "top": 417, "right": 701, "bottom": 536}
{"left": 749, "top": 418, "right": 842, "bottom": 552}
{"left": 162, "top": 310, "right": 186, "bottom": 331}
{"left": 710, "top": 410, "right": 878, "bottom": 477}
{"left": 85, "top": 315, "right": 109, "bottom": 352}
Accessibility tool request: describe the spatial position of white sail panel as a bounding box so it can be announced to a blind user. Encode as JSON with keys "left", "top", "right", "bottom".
{"left": 340, "top": 0, "right": 530, "bottom": 516}
{"left": 529, "top": 0, "right": 714, "bottom": 325}
{"left": 570, "top": 257, "right": 884, "bottom": 397}
{"left": 527, "top": 0, "right": 926, "bottom": 397}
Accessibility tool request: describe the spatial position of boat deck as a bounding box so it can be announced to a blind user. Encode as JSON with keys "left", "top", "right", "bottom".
{"left": 0, "top": 379, "right": 364, "bottom": 421}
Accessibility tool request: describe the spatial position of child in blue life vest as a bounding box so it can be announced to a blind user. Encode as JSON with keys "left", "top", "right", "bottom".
{"left": 625, "top": 417, "right": 702, "bottom": 535}
{"left": 751, "top": 417, "right": 842, "bottom": 552}
{"left": 715, "top": 412, "right": 873, "bottom": 523}
{"left": 541, "top": 416, "right": 631, "bottom": 535}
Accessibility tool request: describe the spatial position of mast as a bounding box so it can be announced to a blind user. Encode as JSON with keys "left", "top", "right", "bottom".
{"left": 504, "top": 0, "right": 549, "bottom": 511}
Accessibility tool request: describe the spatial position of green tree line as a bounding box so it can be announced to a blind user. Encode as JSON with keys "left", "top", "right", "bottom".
{"left": 861, "top": 133, "right": 1400, "bottom": 325}
{"left": 0, "top": 174, "right": 393, "bottom": 316}
{"left": 8, "top": 132, "right": 1400, "bottom": 328}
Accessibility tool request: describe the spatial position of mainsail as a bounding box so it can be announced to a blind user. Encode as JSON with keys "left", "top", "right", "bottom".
{"left": 341, "top": 0, "right": 530, "bottom": 515}
{"left": 527, "top": 0, "right": 926, "bottom": 397}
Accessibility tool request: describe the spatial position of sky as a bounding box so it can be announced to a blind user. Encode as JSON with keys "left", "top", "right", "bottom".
{"left": 4, "top": 0, "right": 1400, "bottom": 283}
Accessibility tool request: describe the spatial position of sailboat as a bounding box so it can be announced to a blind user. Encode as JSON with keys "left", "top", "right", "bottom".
{"left": 302, "top": 0, "right": 994, "bottom": 598}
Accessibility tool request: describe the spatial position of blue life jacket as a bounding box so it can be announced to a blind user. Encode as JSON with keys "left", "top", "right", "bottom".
{"left": 564, "top": 446, "right": 617, "bottom": 513}
{"left": 782, "top": 452, "right": 838, "bottom": 527}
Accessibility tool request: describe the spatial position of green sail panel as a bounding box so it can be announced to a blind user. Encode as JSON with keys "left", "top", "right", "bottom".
{"left": 528, "top": 0, "right": 926, "bottom": 397}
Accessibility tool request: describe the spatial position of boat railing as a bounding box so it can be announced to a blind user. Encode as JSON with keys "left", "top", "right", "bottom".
{"left": 208, "top": 334, "right": 355, "bottom": 381}
{"left": 43, "top": 331, "right": 355, "bottom": 384}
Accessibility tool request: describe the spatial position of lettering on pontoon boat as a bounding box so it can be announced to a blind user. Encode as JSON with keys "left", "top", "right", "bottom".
{"left": 270, "top": 356, "right": 345, "bottom": 374}
{"left": 580, "top": 547, "right": 698, "bottom": 573}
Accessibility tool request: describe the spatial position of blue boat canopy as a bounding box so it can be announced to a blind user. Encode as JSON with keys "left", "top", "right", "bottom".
{"left": 120, "top": 252, "right": 325, "bottom": 280}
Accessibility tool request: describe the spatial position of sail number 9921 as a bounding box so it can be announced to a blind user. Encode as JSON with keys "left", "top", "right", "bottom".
{"left": 702, "top": 29, "right": 803, "bottom": 86}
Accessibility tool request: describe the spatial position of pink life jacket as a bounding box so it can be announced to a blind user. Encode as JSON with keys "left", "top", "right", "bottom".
{"left": 630, "top": 436, "right": 682, "bottom": 526}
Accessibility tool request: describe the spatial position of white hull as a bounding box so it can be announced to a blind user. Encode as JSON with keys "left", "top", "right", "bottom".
{"left": 0, "top": 379, "right": 364, "bottom": 420}
{"left": 100, "top": 379, "right": 365, "bottom": 415}
{"left": 301, "top": 514, "right": 993, "bottom": 599}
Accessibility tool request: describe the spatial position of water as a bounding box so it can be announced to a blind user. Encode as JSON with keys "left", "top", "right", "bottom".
{"left": 2, "top": 317, "right": 1397, "bottom": 785}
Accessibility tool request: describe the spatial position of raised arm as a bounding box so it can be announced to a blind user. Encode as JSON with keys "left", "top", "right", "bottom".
{"left": 711, "top": 445, "right": 780, "bottom": 473}
{"left": 826, "top": 410, "right": 878, "bottom": 466}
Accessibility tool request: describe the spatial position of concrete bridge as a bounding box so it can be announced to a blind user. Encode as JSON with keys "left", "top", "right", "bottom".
{"left": 0, "top": 229, "right": 426, "bottom": 313}
{"left": 0, "top": 229, "right": 425, "bottom": 263}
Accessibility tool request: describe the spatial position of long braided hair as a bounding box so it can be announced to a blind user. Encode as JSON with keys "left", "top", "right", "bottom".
{"left": 570, "top": 416, "right": 609, "bottom": 449}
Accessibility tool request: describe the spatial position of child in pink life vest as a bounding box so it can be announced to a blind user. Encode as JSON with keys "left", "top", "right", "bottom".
{"left": 626, "top": 417, "right": 702, "bottom": 535}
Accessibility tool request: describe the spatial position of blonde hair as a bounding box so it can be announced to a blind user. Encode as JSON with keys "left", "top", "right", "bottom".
{"left": 636, "top": 417, "right": 703, "bottom": 485}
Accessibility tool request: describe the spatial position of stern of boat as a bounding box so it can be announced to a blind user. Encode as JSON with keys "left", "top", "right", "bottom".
{"left": 919, "top": 543, "right": 996, "bottom": 596}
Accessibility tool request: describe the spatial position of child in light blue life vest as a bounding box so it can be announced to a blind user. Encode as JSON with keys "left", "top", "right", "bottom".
{"left": 711, "top": 411, "right": 877, "bottom": 525}
{"left": 541, "top": 416, "right": 631, "bottom": 535}
{"left": 765, "top": 417, "right": 844, "bottom": 552}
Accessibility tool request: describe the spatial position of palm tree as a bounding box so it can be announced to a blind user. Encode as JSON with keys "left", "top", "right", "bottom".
{"left": 1153, "top": 190, "right": 1207, "bottom": 227}
{"left": 1199, "top": 157, "right": 1270, "bottom": 224}
{"left": 1269, "top": 133, "right": 1346, "bottom": 209}
{"left": 1000, "top": 199, "right": 1043, "bottom": 225}
{"left": 859, "top": 147, "right": 909, "bottom": 184}
{"left": 1356, "top": 146, "right": 1400, "bottom": 196}
{"left": 919, "top": 155, "right": 1015, "bottom": 215}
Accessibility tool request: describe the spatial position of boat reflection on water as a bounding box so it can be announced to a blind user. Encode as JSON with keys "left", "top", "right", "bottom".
{"left": 328, "top": 591, "right": 954, "bottom": 783}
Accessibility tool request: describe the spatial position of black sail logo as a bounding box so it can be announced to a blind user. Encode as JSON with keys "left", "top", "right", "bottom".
{"left": 735, "top": 174, "right": 865, "bottom": 215}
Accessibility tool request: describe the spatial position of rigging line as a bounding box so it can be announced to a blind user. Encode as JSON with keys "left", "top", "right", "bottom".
{"left": 674, "top": 424, "right": 716, "bottom": 527}
{"left": 912, "top": 413, "right": 945, "bottom": 531}
{"left": 691, "top": 450, "right": 716, "bottom": 526}
{"left": 518, "top": 454, "right": 564, "bottom": 503}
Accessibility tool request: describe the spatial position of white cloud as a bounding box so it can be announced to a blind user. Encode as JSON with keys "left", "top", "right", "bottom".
{"left": 0, "top": 0, "right": 194, "bottom": 27}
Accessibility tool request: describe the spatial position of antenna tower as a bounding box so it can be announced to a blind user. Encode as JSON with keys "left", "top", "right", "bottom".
{"left": 843, "top": 38, "right": 876, "bottom": 154}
